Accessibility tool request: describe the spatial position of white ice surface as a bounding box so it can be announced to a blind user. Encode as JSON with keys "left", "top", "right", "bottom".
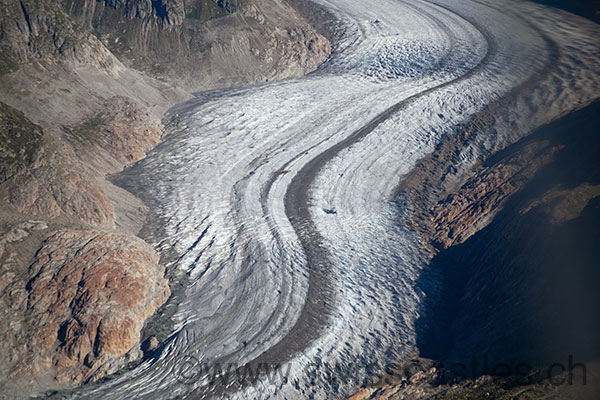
{"left": 69, "top": 1, "right": 599, "bottom": 399}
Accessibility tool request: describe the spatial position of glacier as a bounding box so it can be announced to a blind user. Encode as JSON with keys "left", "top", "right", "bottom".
{"left": 67, "top": 0, "right": 600, "bottom": 399}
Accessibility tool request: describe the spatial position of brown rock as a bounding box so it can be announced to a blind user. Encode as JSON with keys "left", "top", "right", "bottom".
{"left": 430, "top": 140, "right": 561, "bottom": 249}
{"left": 63, "top": 96, "right": 164, "bottom": 174}
{"left": 8, "top": 164, "right": 116, "bottom": 227}
{"left": 20, "top": 229, "right": 170, "bottom": 384}
{"left": 519, "top": 183, "right": 600, "bottom": 225}
{"left": 141, "top": 335, "right": 160, "bottom": 353}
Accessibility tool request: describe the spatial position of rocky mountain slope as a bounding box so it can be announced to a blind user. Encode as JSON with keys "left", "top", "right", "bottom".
{"left": 420, "top": 99, "right": 600, "bottom": 368}
{"left": 351, "top": 99, "right": 600, "bottom": 400}
{"left": 0, "top": 0, "right": 330, "bottom": 396}
{"left": 349, "top": 2, "right": 600, "bottom": 398}
{"left": 59, "top": 0, "right": 331, "bottom": 91}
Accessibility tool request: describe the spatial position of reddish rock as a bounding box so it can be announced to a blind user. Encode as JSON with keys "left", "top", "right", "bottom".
{"left": 430, "top": 140, "right": 562, "bottom": 249}
{"left": 64, "top": 96, "right": 164, "bottom": 174}
{"left": 20, "top": 229, "right": 170, "bottom": 384}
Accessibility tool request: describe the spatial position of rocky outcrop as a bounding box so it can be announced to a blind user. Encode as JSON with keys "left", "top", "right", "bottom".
{"left": 347, "top": 100, "right": 600, "bottom": 400}
{"left": 418, "top": 101, "right": 600, "bottom": 367}
{"left": 0, "top": 61, "right": 177, "bottom": 396}
{"left": 2, "top": 96, "right": 162, "bottom": 228}
{"left": 13, "top": 229, "right": 170, "bottom": 384}
{"left": 361, "top": 102, "right": 600, "bottom": 400}
{"left": 430, "top": 139, "right": 562, "bottom": 249}
{"left": 428, "top": 98, "right": 600, "bottom": 251}
{"left": 0, "top": 0, "right": 115, "bottom": 67}
{"left": 348, "top": 360, "right": 599, "bottom": 400}
{"left": 63, "top": 96, "right": 164, "bottom": 172}
{"left": 8, "top": 161, "right": 115, "bottom": 226}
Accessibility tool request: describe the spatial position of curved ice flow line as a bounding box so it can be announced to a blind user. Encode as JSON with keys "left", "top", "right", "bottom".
{"left": 238, "top": 2, "right": 551, "bottom": 399}
{"left": 65, "top": 0, "right": 600, "bottom": 399}
{"left": 250, "top": 0, "right": 499, "bottom": 368}
{"left": 301, "top": 5, "right": 598, "bottom": 399}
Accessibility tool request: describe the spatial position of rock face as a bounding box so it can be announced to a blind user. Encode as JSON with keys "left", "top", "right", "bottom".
{"left": 63, "top": 96, "right": 164, "bottom": 172}
{"left": 60, "top": 0, "right": 332, "bottom": 91}
{"left": 349, "top": 97, "right": 600, "bottom": 400}
{"left": 0, "top": 0, "right": 116, "bottom": 67}
{"left": 430, "top": 139, "right": 561, "bottom": 249}
{"left": 417, "top": 101, "right": 600, "bottom": 368}
{"left": 347, "top": 360, "right": 600, "bottom": 400}
{"left": 7, "top": 154, "right": 116, "bottom": 227}
{"left": 19, "top": 229, "right": 170, "bottom": 384}
{"left": 3, "top": 96, "right": 162, "bottom": 228}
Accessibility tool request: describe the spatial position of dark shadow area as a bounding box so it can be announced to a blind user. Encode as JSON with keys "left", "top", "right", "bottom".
{"left": 532, "top": 0, "right": 600, "bottom": 23}
{"left": 416, "top": 100, "right": 600, "bottom": 379}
